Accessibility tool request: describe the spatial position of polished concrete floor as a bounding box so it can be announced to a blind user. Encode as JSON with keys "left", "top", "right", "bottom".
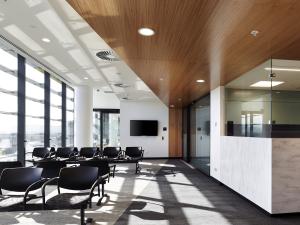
{"left": 1, "top": 159, "right": 300, "bottom": 225}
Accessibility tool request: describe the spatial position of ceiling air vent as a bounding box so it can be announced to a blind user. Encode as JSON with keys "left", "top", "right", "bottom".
{"left": 96, "top": 50, "right": 119, "bottom": 61}
{"left": 104, "top": 91, "right": 115, "bottom": 94}
{"left": 114, "top": 83, "right": 130, "bottom": 88}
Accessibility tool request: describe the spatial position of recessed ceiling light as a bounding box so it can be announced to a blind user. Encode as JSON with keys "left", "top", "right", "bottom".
{"left": 196, "top": 79, "right": 205, "bottom": 83}
{"left": 250, "top": 30, "right": 259, "bottom": 37}
{"left": 159, "top": 78, "right": 164, "bottom": 81}
{"left": 250, "top": 81, "right": 284, "bottom": 88}
{"left": 265, "top": 67, "right": 300, "bottom": 72}
{"left": 138, "top": 27, "right": 155, "bottom": 36}
{"left": 83, "top": 77, "right": 89, "bottom": 80}
{"left": 170, "top": 105, "right": 175, "bottom": 108}
{"left": 42, "top": 38, "right": 51, "bottom": 43}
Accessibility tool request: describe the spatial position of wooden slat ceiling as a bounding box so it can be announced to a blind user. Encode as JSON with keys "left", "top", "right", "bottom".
{"left": 67, "top": 0, "right": 300, "bottom": 107}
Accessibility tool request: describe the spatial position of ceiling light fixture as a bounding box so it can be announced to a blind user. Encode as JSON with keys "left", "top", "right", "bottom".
{"left": 250, "top": 81, "right": 284, "bottom": 88}
{"left": 159, "top": 78, "right": 164, "bottom": 81}
{"left": 83, "top": 77, "right": 89, "bottom": 80}
{"left": 42, "top": 38, "right": 51, "bottom": 43}
{"left": 138, "top": 27, "right": 155, "bottom": 36}
{"left": 250, "top": 30, "right": 259, "bottom": 37}
{"left": 196, "top": 79, "right": 205, "bottom": 83}
{"left": 170, "top": 105, "right": 175, "bottom": 108}
{"left": 265, "top": 67, "right": 300, "bottom": 72}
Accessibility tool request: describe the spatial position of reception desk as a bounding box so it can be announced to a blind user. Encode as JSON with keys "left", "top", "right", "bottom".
{"left": 218, "top": 137, "right": 300, "bottom": 214}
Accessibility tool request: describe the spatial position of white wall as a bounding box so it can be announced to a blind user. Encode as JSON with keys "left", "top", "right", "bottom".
{"left": 74, "top": 86, "right": 93, "bottom": 148}
{"left": 211, "top": 86, "right": 272, "bottom": 213}
{"left": 120, "top": 100, "right": 169, "bottom": 157}
{"left": 93, "top": 89, "right": 120, "bottom": 109}
{"left": 210, "top": 86, "right": 225, "bottom": 180}
{"left": 221, "top": 136, "right": 272, "bottom": 212}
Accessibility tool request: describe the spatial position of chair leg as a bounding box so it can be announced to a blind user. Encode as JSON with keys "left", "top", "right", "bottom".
{"left": 80, "top": 206, "right": 85, "bottom": 225}
{"left": 97, "top": 184, "right": 100, "bottom": 197}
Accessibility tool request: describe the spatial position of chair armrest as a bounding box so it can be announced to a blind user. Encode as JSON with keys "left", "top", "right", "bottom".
{"left": 89, "top": 176, "right": 105, "bottom": 199}
{"left": 41, "top": 177, "right": 59, "bottom": 206}
{"left": 141, "top": 150, "right": 144, "bottom": 159}
{"left": 24, "top": 178, "right": 48, "bottom": 205}
{"left": 109, "top": 165, "right": 116, "bottom": 178}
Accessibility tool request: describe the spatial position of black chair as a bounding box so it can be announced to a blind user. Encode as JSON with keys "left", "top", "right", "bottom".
{"left": 79, "top": 160, "right": 116, "bottom": 204}
{"left": 125, "top": 147, "right": 144, "bottom": 159}
{"left": 0, "top": 161, "right": 23, "bottom": 175}
{"left": 36, "top": 160, "right": 67, "bottom": 179}
{"left": 42, "top": 166, "right": 103, "bottom": 225}
{"left": 55, "top": 147, "right": 76, "bottom": 159}
{"left": 32, "top": 147, "right": 50, "bottom": 159}
{"left": 79, "top": 147, "right": 97, "bottom": 158}
{"left": 103, "top": 147, "right": 120, "bottom": 159}
{"left": 0, "top": 167, "right": 45, "bottom": 209}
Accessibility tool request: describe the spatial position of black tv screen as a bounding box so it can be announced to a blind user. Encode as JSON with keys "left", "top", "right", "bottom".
{"left": 130, "top": 120, "right": 158, "bottom": 136}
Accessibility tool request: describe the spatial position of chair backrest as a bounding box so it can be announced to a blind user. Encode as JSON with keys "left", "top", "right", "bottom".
{"left": 0, "top": 167, "right": 43, "bottom": 192}
{"left": 79, "top": 147, "right": 97, "bottom": 158}
{"left": 36, "top": 160, "right": 67, "bottom": 179}
{"left": 56, "top": 147, "right": 74, "bottom": 158}
{"left": 58, "top": 166, "right": 98, "bottom": 191}
{"left": 103, "top": 147, "right": 119, "bottom": 158}
{"left": 0, "top": 161, "right": 23, "bottom": 175}
{"left": 79, "top": 160, "right": 110, "bottom": 176}
{"left": 32, "top": 147, "right": 50, "bottom": 159}
{"left": 125, "top": 147, "right": 143, "bottom": 158}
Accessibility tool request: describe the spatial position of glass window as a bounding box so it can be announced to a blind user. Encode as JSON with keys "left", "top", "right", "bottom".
{"left": 93, "top": 111, "right": 101, "bottom": 147}
{"left": 93, "top": 110, "right": 120, "bottom": 149}
{"left": 0, "top": 48, "right": 17, "bottom": 161}
{"left": 225, "top": 60, "right": 272, "bottom": 137}
{"left": 50, "top": 78, "right": 62, "bottom": 147}
{"left": 0, "top": 48, "right": 18, "bottom": 71}
{"left": 50, "top": 120, "right": 62, "bottom": 147}
{"left": 0, "top": 70, "right": 18, "bottom": 91}
{"left": 66, "top": 87, "right": 74, "bottom": 146}
{"left": 25, "top": 63, "right": 45, "bottom": 160}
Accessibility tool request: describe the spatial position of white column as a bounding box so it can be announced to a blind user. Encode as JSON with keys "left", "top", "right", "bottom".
{"left": 210, "top": 86, "right": 225, "bottom": 180}
{"left": 74, "top": 86, "right": 93, "bottom": 148}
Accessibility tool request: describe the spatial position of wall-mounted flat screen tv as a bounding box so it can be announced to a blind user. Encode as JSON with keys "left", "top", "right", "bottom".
{"left": 130, "top": 120, "right": 158, "bottom": 136}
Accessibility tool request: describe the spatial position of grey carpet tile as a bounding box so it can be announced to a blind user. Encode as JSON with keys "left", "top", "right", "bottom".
{"left": 1, "top": 160, "right": 300, "bottom": 225}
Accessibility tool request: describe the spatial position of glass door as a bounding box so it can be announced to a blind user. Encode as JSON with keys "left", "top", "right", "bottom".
{"left": 189, "top": 95, "right": 210, "bottom": 175}
{"left": 93, "top": 109, "right": 120, "bottom": 150}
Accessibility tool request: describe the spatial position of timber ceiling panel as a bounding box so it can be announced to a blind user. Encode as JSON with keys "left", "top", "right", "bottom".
{"left": 67, "top": 0, "right": 300, "bottom": 107}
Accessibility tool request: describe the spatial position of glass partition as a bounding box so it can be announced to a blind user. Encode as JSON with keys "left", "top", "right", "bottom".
{"left": 225, "top": 58, "right": 300, "bottom": 138}
{"left": 190, "top": 95, "right": 210, "bottom": 174}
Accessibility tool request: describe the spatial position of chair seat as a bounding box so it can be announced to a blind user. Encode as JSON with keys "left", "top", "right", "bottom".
{"left": 46, "top": 193, "right": 90, "bottom": 209}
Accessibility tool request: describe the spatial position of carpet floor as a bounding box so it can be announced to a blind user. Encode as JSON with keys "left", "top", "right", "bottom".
{"left": 1, "top": 159, "right": 300, "bottom": 225}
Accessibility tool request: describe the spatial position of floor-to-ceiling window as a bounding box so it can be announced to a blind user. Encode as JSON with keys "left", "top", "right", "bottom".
{"left": 0, "top": 47, "right": 18, "bottom": 161}
{"left": 66, "top": 87, "right": 74, "bottom": 146}
{"left": 93, "top": 109, "right": 120, "bottom": 149}
{"left": 25, "top": 63, "right": 44, "bottom": 160}
{"left": 0, "top": 40, "right": 74, "bottom": 163}
{"left": 50, "top": 78, "right": 62, "bottom": 147}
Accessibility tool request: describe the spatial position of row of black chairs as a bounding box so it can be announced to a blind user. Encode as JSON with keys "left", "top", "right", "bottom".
{"left": 0, "top": 161, "right": 113, "bottom": 225}
{"left": 32, "top": 146, "right": 144, "bottom": 160}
